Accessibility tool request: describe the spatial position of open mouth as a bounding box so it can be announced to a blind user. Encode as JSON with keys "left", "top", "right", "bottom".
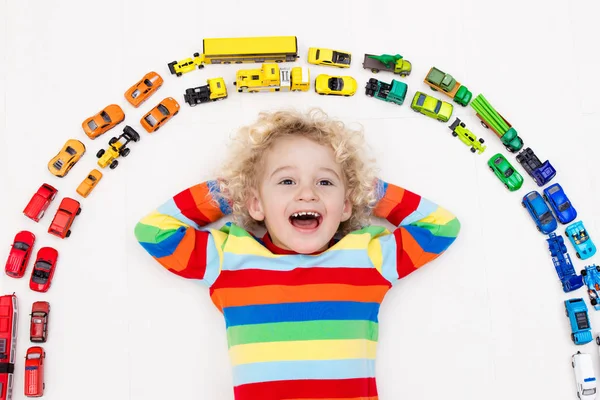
{"left": 289, "top": 211, "right": 323, "bottom": 230}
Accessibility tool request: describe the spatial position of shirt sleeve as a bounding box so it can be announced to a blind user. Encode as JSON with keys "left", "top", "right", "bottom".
{"left": 134, "top": 180, "right": 232, "bottom": 287}
{"left": 368, "top": 179, "right": 461, "bottom": 284}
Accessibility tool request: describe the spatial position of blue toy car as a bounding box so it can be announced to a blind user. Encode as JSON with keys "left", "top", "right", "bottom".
{"left": 581, "top": 265, "right": 600, "bottom": 311}
{"left": 566, "top": 221, "right": 597, "bottom": 260}
{"left": 543, "top": 183, "right": 577, "bottom": 224}
{"left": 521, "top": 191, "right": 557, "bottom": 234}
{"left": 565, "top": 298, "right": 593, "bottom": 344}
{"left": 547, "top": 233, "right": 583, "bottom": 292}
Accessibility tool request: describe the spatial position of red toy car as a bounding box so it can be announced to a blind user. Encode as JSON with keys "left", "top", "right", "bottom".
{"left": 24, "top": 346, "right": 45, "bottom": 397}
{"left": 5, "top": 230, "right": 36, "bottom": 278}
{"left": 30, "top": 302, "right": 50, "bottom": 343}
{"left": 0, "top": 294, "right": 18, "bottom": 400}
{"left": 48, "top": 197, "right": 81, "bottom": 239}
{"left": 23, "top": 184, "right": 58, "bottom": 222}
{"left": 29, "top": 247, "right": 58, "bottom": 293}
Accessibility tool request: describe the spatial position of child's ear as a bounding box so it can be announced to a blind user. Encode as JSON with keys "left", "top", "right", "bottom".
{"left": 246, "top": 189, "right": 265, "bottom": 221}
{"left": 340, "top": 198, "right": 352, "bottom": 222}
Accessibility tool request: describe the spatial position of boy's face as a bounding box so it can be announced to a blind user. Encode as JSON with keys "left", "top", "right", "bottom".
{"left": 247, "top": 136, "right": 352, "bottom": 254}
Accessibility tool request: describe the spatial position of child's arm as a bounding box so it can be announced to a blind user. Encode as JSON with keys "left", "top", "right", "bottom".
{"left": 134, "top": 180, "right": 231, "bottom": 287}
{"left": 370, "top": 179, "right": 460, "bottom": 283}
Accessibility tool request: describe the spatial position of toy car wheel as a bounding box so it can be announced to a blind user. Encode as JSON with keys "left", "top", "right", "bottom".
{"left": 109, "top": 137, "right": 118, "bottom": 145}
{"left": 480, "top": 121, "right": 489, "bottom": 129}
{"left": 504, "top": 184, "right": 510, "bottom": 190}
{"left": 110, "top": 160, "right": 118, "bottom": 169}
{"left": 571, "top": 333, "right": 576, "bottom": 343}
{"left": 451, "top": 131, "right": 458, "bottom": 137}
{"left": 460, "top": 122, "right": 466, "bottom": 128}
{"left": 479, "top": 138, "right": 485, "bottom": 143}
{"left": 536, "top": 226, "right": 541, "bottom": 232}
{"left": 592, "top": 299, "right": 598, "bottom": 306}
{"left": 76, "top": 208, "right": 81, "bottom": 215}
{"left": 470, "top": 147, "right": 476, "bottom": 153}
{"left": 581, "top": 270, "right": 587, "bottom": 276}
{"left": 543, "top": 195, "right": 548, "bottom": 201}
{"left": 193, "top": 52, "right": 199, "bottom": 57}
{"left": 489, "top": 166, "right": 494, "bottom": 172}
{"left": 370, "top": 68, "right": 379, "bottom": 73}
{"left": 521, "top": 201, "right": 525, "bottom": 208}
{"left": 96, "top": 149, "right": 105, "bottom": 158}
{"left": 174, "top": 110, "right": 179, "bottom": 116}
{"left": 66, "top": 230, "right": 71, "bottom": 238}
{"left": 121, "top": 148, "right": 130, "bottom": 157}
{"left": 596, "top": 266, "right": 600, "bottom": 272}
{"left": 176, "top": 72, "right": 182, "bottom": 77}
{"left": 576, "top": 253, "right": 581, "bottom": 259}
{"left": 596, "top": 336, "right": 600, "bottom": 345}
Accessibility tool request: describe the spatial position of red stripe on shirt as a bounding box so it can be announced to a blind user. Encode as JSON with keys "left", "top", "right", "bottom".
{"left": 234, "top": 378, "right": 378, "bottom": 400}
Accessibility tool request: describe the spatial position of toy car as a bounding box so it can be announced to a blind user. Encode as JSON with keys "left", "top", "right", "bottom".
{"left": 543, "top": 183, "right": 577, "bottom": 224}
{"left": 565, "top": 298, "right": 593, "bottom": 344}
{"left": 572, "top": 351, "right": 597, "bottom": 399}
{"left": 168, "top": 53, "right": 203, "bottom": 77}
{"left": 582, "top": 265, "right": 600, "bottom": 311}
{"left": 362, "top": 53, "right": 412, "bottom": 76}
{"left": 184, "top": 78, "right": 228, "bottom": 106}
{"left": 23, "top": 183, "right": 57, "bottom": 222}
{"left": 125, "top": 71, "right": 163, "bottom": 108}
{"left": 81, "top": 104, "right": 125, "bottom": 140}
{"left": 140, "top": 97, "right": 180, "bottom": 133}
{"left": 30, "top": 247, "right": 58, "bottom": 292}
{"left": 48, "top": 197, "right": 81, "bottom": 239}
{"left": 521, "top": 191, "right": 557, "bottom": 234}
{"left": 364, "top": 78, "right": 407, "bottom": 106}
{"left": 448, "top": 118, "right": 486, "bottom": 154}
{"left": 487, "top": 153, "right": 523, "bottom": 191}
{"left": 410, "top": 91, "right": 453, "bottom": 123}
{"left": 96, "top": 126, "right": 141, "bottom": 169}
{"left": 547, "top": 233, "right": 583, "bottom": 292}
{"left": 30, "top": 301, "right": 49, "bottom": 343}
{"left": 307, "top": 47, "right": 351, "bottom": 68}
{"left": 5, "top": 230, "right": 36, "bottom": 278}
{"left": 76, "top": 169, "right": 103, "bottom": 197}
{"left": 515, "top": 147, "right": 556, "bottom": 186}
{"left": 566, "top": 221, "right": 597, "bottom": 260}
{"left": 315, "top": 75, "right": 357, "bottom": 96}
{"left": 24, "top": 346, "right": 45, "bottom": 397}
{"left": 47, "top": 139, "right": 86, "bottom": 177}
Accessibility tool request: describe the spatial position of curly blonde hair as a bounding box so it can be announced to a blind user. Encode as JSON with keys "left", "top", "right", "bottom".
{"left": 215, "top": 108, "right": 379, "bottom": 235}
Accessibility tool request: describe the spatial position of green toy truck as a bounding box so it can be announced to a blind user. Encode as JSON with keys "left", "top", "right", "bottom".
{"left": 470, "top": 94, "right": 524, "bottom": 153}
{"left": 362, "top": 54, "right": 412, "bottom": 77}
{"left": 364, "top": 78, "right": 407, "bottom": 105}
{"left": 423, "top": 67, "right": 472, "bottom": 106}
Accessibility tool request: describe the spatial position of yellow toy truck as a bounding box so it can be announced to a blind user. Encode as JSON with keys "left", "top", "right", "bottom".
{"left": 96, "top": 126, "right": 140, "bottom": 170}
{"left": 233, "top": 63, "right": 310, "bottom": 93}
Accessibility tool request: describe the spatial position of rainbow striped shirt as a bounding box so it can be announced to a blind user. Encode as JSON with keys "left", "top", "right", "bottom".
{"left": 135, "top": 180, "right": 460, "bottom": 399}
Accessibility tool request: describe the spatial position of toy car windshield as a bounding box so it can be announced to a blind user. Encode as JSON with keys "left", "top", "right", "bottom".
{"left": 158, "top": 104, "right": 170, "bottom": 116}
{"left": 87, "top": 120, "right": 98, "bottom": 130}
{"left": 540, "top": 212, "right": 554, "bottom": 224}
{"left": 27, "top": 353, "right": 41, "bottom": 360}
{"left": 144, "top": 115, "right": 158, "bottom": 127}
{"left": 332, "top": 51, "right": 350, "bottom": 64}
{"left": 583, "top": 388, "right": 597, "bottom": 396}
{"left": 65, "top": 146, "right": 77, "bottom": 156}
{"left": 328, "top": 78, "right": 343, "bottom": 91}
{"left": 559, "top": 202, "right": 572, "bottom": 212}
{"left": 100, "top": 112, "right": 111, "bottom": 123}
{"left": 434, "top": 101, "right": 441, "bottom": 113}
{"left": 34, "top": 261, "right": 51, "bottom": 271}
{"left": 504, "top": 168, "right": 514, "bottom": 178}
{"left": 14, "top": 242, "right": 30, "bottom": 251}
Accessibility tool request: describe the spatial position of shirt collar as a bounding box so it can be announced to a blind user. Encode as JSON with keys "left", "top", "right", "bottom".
{"left": 261, "top": 232, "right": 334, "bottom": 255}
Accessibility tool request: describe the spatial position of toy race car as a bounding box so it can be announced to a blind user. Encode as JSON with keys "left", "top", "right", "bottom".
{"left": 30, "top": 301, "right": 50, "bottom": 343}
{"left": 184, "top": 78, "right": 228, "bottom": 106}
{"left": 565, "top": 298, "right": 593, "bottom": 344}
{"left": 571, "top": 351, "right": 597, "bottom": 400}
{"left": 76, "top": 169, "right": 103, "bottom": 198}
{"left": 23, "top": 183, "right": 57, "bottom": 222}
{"left": 96, "top": 126, "right": 141, "bottom": 170}
{"left": 410, "top": 91, "right": 453, "bottom": 123}
{"left": 48, "top": 197, "right": 81, "bottom": 239}
{"left": 448, "top": 118, "right": 486, "bottom": 154}
{"left": 364, "top": 78, "right": 407, "bottom": 106}
{"left": 125, "top": 71, "right": 163, "bottom": 108}
{"left": 543, "top": 183, "right": 577, "bottom": 224}
{"left": 566, "top": 221, "right": 597, "bottom": 260}
{"left": 81, "top": 104, "right": 125, "bottom": 140}
{"left": 581, "top": 265, "right": 600, "bottom": 311}
{"left": 307, "top": 47, "right": 351, "bottom": 68}
{"left": 48, "top": 139, "right": 86, "bottom": 177}
{"left": 5, "top": 230, "right": 36, "bottom": 278}
{"left": 521, "top": 191, "right": 557, "bottom": 234}
{"left": 24, "top": 346, "right": 45, "bottom": 397}
{"left": 547, "top": 233, "right": 583, "bottom": 292}
{"left": 140, "top": 97, "right": 180, "bottom": 133}
{"left": 315, "top": 75, "right": 357, "bottom": 96}
{"left": 168, "top": 53, "right": 203, "bottom": 77}
{"left": 487, "top": 153, "right": 523, "bottom": 191}
{"left": 515, "top": 147, "right": 556, "bottom": 186}
{"left": 30, "top": 247, "right": 58, "bottom": 292}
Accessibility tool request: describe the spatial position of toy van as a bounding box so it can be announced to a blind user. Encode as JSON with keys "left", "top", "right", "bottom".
{"left": 572, "top": 351, "right": 597, "bottom": 399}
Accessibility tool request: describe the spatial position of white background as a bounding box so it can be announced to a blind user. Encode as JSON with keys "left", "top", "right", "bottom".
{"left": 1, "top": 0, "right": 600, "bottom": 399}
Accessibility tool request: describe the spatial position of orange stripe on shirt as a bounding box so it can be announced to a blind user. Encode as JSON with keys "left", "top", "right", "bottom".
{"left": 374, "top": 185, "right": 405, "bottom": 218}
{"left": 189, "top": 184, "right": 224, "bottom": 222}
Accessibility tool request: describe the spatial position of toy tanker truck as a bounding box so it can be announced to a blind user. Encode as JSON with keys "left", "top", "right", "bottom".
{"left": 423, "top": 67, "right": 472, "bottom": 106}
{"left": 470, "top": 94, "right": 524, "bottom": 153}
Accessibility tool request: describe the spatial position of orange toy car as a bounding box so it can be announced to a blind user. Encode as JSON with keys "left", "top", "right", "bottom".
{"left": 125, "top": 71, "right": 164, "bottom": 108}
{"left": 76, "top": 169, "right": 103, "bottom": 198}
{"left": 140, "top": 97, "right": 180, "bottom": 133}
{"left": 48, "top": 139, "right": 86, "bottom": 177}
{"left": 82, "top": 104, "right": 125, "bottom": 139}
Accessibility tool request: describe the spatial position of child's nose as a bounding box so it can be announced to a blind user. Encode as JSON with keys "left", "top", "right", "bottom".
{"left": 296, "top": 185, "right": 319, "bottom": 201}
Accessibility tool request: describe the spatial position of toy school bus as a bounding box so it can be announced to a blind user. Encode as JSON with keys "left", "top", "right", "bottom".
{"left": 234, "top": 63, "right": 310, "bottom": 93}
{"left": 195, "top": 36, "right": 299, "bottom": 66}
{"left": 0, "top": 294, "right": 18, "bottom": 400}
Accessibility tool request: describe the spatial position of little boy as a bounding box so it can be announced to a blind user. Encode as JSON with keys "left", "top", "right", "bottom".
{"left": 135, "top": 108, "right": 460, "bottom": 399}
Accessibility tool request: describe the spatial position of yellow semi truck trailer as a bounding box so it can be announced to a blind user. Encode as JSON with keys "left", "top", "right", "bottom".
{"left": 234, "top": 63, "right": 310, "bottom": 93}
{"left": 196, "top": 36, "right": 299, "bottom": 66}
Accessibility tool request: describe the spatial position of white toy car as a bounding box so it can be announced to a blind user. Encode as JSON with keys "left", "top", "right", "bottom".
{"left": 572, "top": 351, "right": 597, "bottom": 399}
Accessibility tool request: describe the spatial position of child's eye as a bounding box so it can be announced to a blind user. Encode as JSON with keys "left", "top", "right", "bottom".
{"left": 279, "top": 179, "right": 294, "bottom": 185}
{"left": 318, "top": 180, "right": 333, "bottom": 186}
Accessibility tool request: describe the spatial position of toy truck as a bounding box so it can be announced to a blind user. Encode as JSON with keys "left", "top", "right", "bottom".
{"left": 423, "top": 67, "right": 472, "bottom": 106}
{"left": 233, "top": 63, "right": 310, "bottom": 93}
{"left": 547, "top": 233, "right": 583, "bottom": 292}
{"left": 470, "top": 94, "right": 524, "bottom": 153}
{"left": 581, "top": 265, "right": 600, "bottom": 311}
{"left": 516, "top": 147, "right": 556, "bottom": 186}
{"left": 364, "top": 78, "right": 407, "bottom": 105}
{"left": 184, "top": 78, "right": 228, "bottom": 106}
{"left": 96, "top": 126, "right": 140, "bottom": 170}
{"left": 565, "top": 298, "right": 593, "bottom": 345}
{"left": 362, "top": 54, "right": 412, "bottom": 77}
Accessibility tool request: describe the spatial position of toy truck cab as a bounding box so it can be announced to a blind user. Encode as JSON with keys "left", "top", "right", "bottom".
{"left": 24, "top": 346, "right": 45, "bottom": 397}
{"left": 424, "top": 67, "right": 472, "bottom": 106}
{"left": 572, "top": 352, "right": 597, "bottom": 400}
{"left": 364, "top": 78, "right": 407, "bottom": 105}
{"left": 184, "top": 78, "right": 228, "bottom": 106}
{"left": 547, "top": 233, "right": 583, "bottom": 292}
{"left": 565, "top": 298, "right": 593, "bottom": 344}
{"left": 516, "top": 147, "right": 556, "bottom": 186}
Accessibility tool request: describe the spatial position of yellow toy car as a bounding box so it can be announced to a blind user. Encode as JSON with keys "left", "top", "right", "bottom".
{"left": 48, "top": 139, "right": 86, "bottom": 177}
{"left": 307, "top": 48, "right": 351, "bottom": 68}
{"left": 76, "top": 169, "right": 103, "bottom": 198}
{"left": 168, "top": 53, "right": 203, "bottom": 77}
{"left": 314, "top": 74, "right": 357, "bottom": 96}
{"left": 96, "top": 126, "right": 140, "bottom": 170}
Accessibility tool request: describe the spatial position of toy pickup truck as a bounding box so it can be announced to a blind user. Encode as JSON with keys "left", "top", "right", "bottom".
{"left": 565, "top": 298, "right": 593, "bottom": 345}
{"left": 516, "top": 147, "right": 556, "bottom": 186}
{"left": 362, "top": 54, "right": 411, "bottom": 77}
{"left": 470, "top": 94, "right": 524, "bottom": 153}
{"left": 423, "top": 67, "right": 472, "bottom": 106}
{"left": 581, "top": 265, "right": 600, "bottom": 311}
{"left": 547, "top": 233, "right": 583, "bottom": 293}
{"left": 364, "top": 78, "right": 407, "bottom": 105}
{"left": 23, "top": 183, "right": 57, "bottom": 222}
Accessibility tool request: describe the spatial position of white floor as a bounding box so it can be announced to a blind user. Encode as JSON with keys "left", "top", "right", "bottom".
{"left": 1, "top": 0, "right": 599, "bottom": 399}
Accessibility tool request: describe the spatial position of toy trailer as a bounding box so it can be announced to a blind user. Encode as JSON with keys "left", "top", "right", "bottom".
{"left": 364, "top": 78, "right": 407, "bottom": 105}
{"left": 362, "top": 54, "right": 412, "bottom": 76}
{"left": 196, "top": 36, "right": 299, "bottom": 66}
{"left": 547, "top": 233, "right": 583, "bottom": 292}
{"left": 184, "top": 78, "right": 228, "bottom": 106}
{"left": 423, "top": 67, "right": 472, "bottom": 106}
{"left": 516, "top": 147, "right": 556, "bottom": 186}
{"left": 470, "top": 94, "right": 524, "bottom": 153}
